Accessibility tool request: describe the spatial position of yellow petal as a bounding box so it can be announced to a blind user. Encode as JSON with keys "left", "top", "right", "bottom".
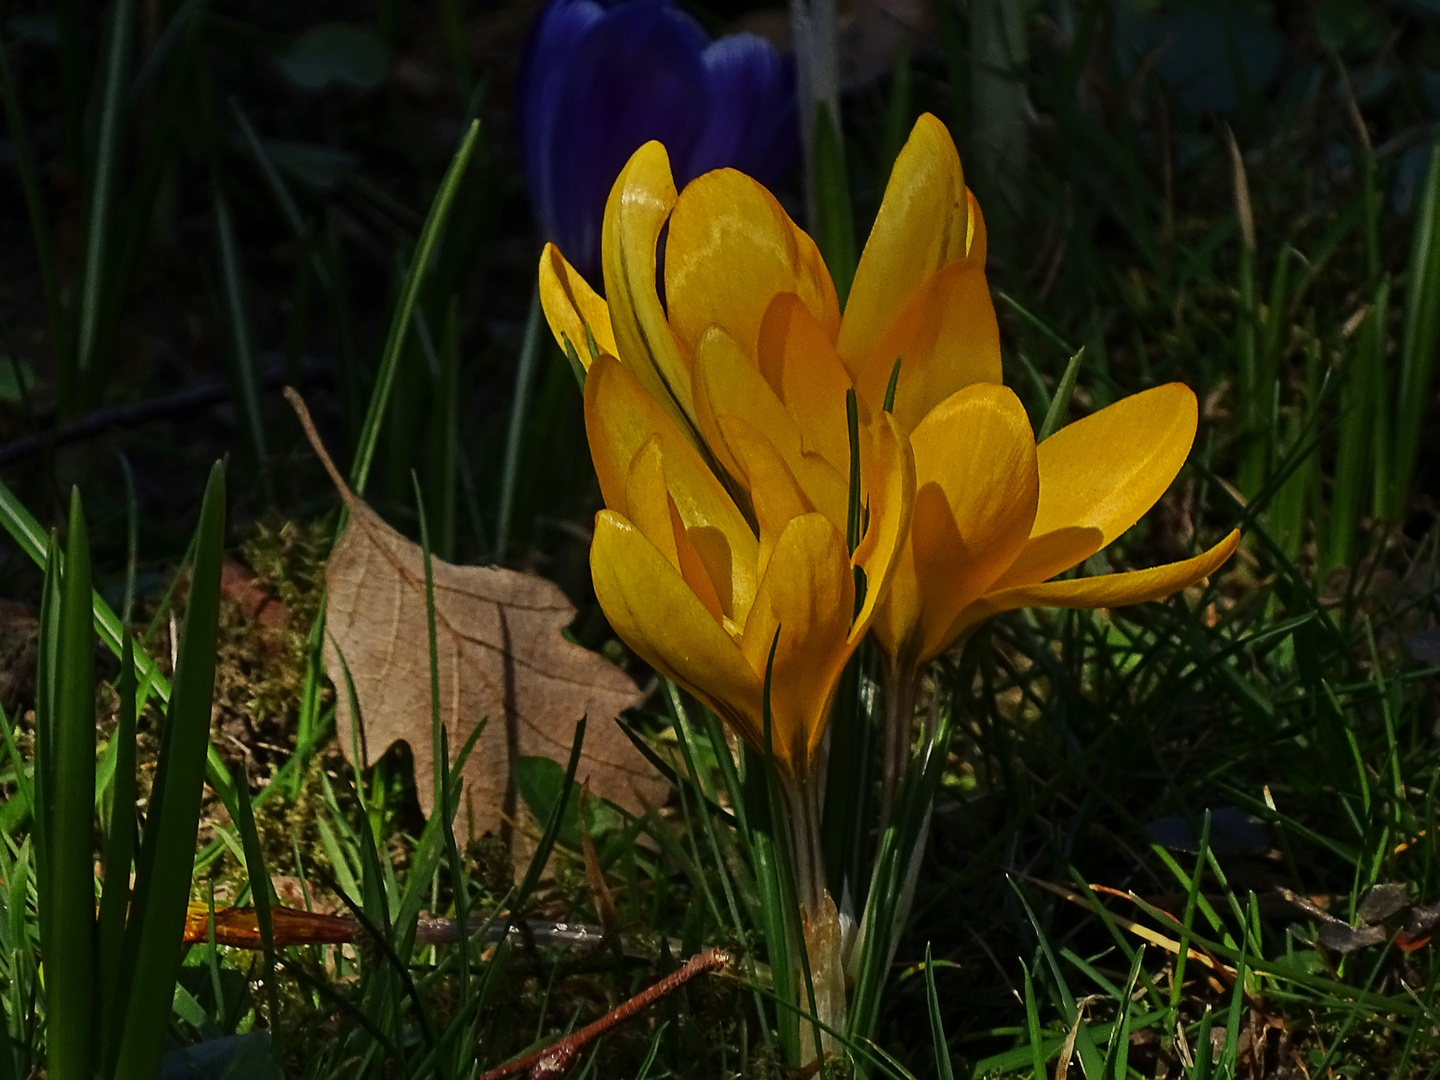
{"left": 622, "top": 439, "right": 726, "bottom": 623}
{"left": 664, "top": 169, "right": 839, "bottom": 360}
{"left": 1032, "top": 383, "right": 1198, "bottom": 543}
{"left": 850, "top": 411, "right": 915, "bottom": 635}
{"left": 987, "top": 525, "right": 1105, "bottom": 592}
{"left": 600, "top": 142, "right": 697, "bottom": 430}
{"left": 756, "top": 292, "right": 856, "bottom": 473}
{"left": 949, "top": 529, "right": 1241, "bottom": 640}
{"left": 692, "top": 326, "right": 848, "bottom": 527}
{"left": 853, "top": 259, "right": 1001, "bottom": 428}
{"left": 1002, "top": 383, "right": 1198, "bottom": 585}
{"left": 668, "top": 493, "right": 727, "bottom": 624}
{"left": 623, "top": 437, "right": 680, "bottom": 564}
{"left": 538, "top": 242, "right": 615, "bottom": 368}
{"left": 585, "top": 354, "right": 758, "bottom": 619}
{"left": 718, "top": 415, "right": 814, "bottom": 577}
{"left": 738, "top": 513, "right": 855, "bottom": 780}
{"left": 838, "top": 113, "right": 968, "bottom": 382}
{"left": 591, "top": 510, "right": 762, "bottom": 744}
{"left": 964, "top": 187, "right": 987, "bottom": 267}
{"left": 871, "top": 384, "right": 1037, "bottom": 667}
{"left": 869, "top": 482, "right": 957, "bottom": 667}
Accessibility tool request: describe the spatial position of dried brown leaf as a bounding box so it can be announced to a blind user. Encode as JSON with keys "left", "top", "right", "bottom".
{"left": 287, "top": 389, "right": 667, "bottom": 844}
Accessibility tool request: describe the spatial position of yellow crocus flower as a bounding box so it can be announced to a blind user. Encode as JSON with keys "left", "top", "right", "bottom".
{"left": 580, "top": 346, "right": 913, "bottom": 787}
{"left": 539, "top": 113, "right": 990, "bottom": 534}
{"left": 541, "top": 109, "right": 1238, "bottom": 784}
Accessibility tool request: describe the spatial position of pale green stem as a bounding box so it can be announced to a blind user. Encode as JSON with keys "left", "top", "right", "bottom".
{"left": 781, "top": 775, "right": 846, "bottom": 1062}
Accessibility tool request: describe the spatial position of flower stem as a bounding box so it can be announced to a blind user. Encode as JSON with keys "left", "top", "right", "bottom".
{"left": 780, "top": 777, "right": 846, "bottom": 1062}
{"left": 880, "top": 657, "right": 918, "bottom": 825}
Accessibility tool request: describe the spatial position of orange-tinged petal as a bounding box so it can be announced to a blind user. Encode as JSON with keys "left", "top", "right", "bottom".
{"left": 872, "top": 384, "right": 1037, "bottom": 666}
{"left": 870, "top": 482, "right": 957, "bottom": 666}
{"left": 756, "top": 292, "right": 856, "bottom": 473}
{"left": 851, "top": 411, "right": 915, "bottom": 635}
{"left": 622, "top": 439, "right": 727, "bottom": 624}
{"left": 592, "top": 510, "right": 763, "bottom": 744}
{"left": 738, "top": 513, "right": 855, "bottom": 779}
{"left": 585, "top": 355, "right": 758, "bottom": 618}
{"left": 948, "top": 529, "right": 1241, "bottom": 641}
{"left": 623, "top": 437, "right": 680, "bottom": 563}
{"left": 854, "top": 259, "right": 1001, "bottom": 428}
{"left": 600, "top": 142, "right": 697, "bottom": 429}
{"left": 838, "top": 113, "right": 968, "bottom": 382}
{"left": 719, "top": 415, "right": 814, "bottom": 576}
{"left": 964, "top": 188, "right": 986, "bottom": 267}
{"left": 538, "top": 242, "right": 615, "bottom": 368}
{"left": 692, "top": 326, "right": 849, "bottom": 527}
{"left": 664, "top": 169, "right": 839, "bottom": 360}
{"left": 667, "top": 494, "right": 727, "bottom": 624}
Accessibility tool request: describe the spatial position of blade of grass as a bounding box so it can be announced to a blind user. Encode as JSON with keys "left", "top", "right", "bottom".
{"left": 436, "top": 297, "right": 461, "bottom": 560}
{"left": 111, "top": 462, "right": 226, "bottom": 1080}
{"left": 1038, "top": 346, "right": 1085, "bottom": 442}
{"left": 213, "top": 187, "right": 272, "bottom": 500}
{"left": 923, "top": 944, "right": 955, "bottom": 1080}
{"left": 495, "top": 287, "right": 543, "bottom": 560}
{"left": 1328, "top": 277, "right": 1389, "bottom": 571}
{"left": 350, "top": 119, "right": 481, "bottom": 496}
{"left": 813, "top": 102, "right": 856, "bottom": 306}
{"left": 96, "top": 633, "right": 137, "bottom": 1073}
{"left": 231, "top": 769, "right": 282, "bottom": 1064}
{"left": 38, "top": 490, "right": 96, "bottom": 1080}
{"left": 126, "top": 0, "right": 208, "bottom": 105}
{"left": 75, "top": 0, "right": 135, "bottom": 401}
{"left": 1393, "top": 134, "right": 1440, "bottom": 521}
{"left": 1022, "top": 961, "right": 1046, "bottom": 1080}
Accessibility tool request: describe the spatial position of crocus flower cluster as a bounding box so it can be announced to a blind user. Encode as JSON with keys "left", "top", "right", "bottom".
{"left": 539, "top": 112, "right": 1239, "bottom": 1057}
{"left": 519, "top": 0, "right": 797, "bottom": 281}
{"left": 541, "top": 112, "right": 1239, "bottom": 791}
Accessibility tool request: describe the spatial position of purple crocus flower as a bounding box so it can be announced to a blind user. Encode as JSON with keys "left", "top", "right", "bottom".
{"left": 519, "top": 0, "right": 798, "bottom": 282}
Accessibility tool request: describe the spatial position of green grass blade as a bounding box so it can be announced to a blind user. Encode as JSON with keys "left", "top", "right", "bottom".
{"left": 96, "top": 633, "right": 137, "bottom": 1071}
{"left": 38, "top": 490, "right": 96, "bottom": 1080}
{"left": 75, "top": 0, "right": 135, "bottom": 396}
{"left": 1393, "top": 134, "right": 1440, "bottom": 521}
{"left": 349, "top": 119, "right": 481, "bottom": 496}
{"left": 495, "top": 288, "right": 543, "bottom": 560}
{"left": 126, "top": 0, "right": 208, "bottom": 105}
{"left": 1328, "top": 277, "right": 1389, "bottom": 570}
{"left": 112, "top": 462, "right": 226, "bottom": 1080}
{"left": 1021, "top": 962, "right": 1046, "bottom": 1080}
{"left": 213, "top": 186, "right": 272, "bottom": 500}
{"left": 813, "top": 102, "right": 856, "bottom": 306}
{"left": 231, "top": 770, "right": 282, "bottom": 1064}
{"left": 229, "top": 99, "right": 319, "bottom": 259}
{"left": 436, "top": 297, "right": 461, "bottom": 560}
{"left": 1038, "top": 346, "right": 1086, "bottom": 442}
{"left": 33, "top": 534, "right": 61, "bottom": 874}
{"left": 923, "top": 944, "right": 955, "bottom": 1080}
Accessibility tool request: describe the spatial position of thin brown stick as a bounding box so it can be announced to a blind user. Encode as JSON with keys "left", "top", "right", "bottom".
{"left": 477, "top": 948, "right": 731, "bottom": 1080}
